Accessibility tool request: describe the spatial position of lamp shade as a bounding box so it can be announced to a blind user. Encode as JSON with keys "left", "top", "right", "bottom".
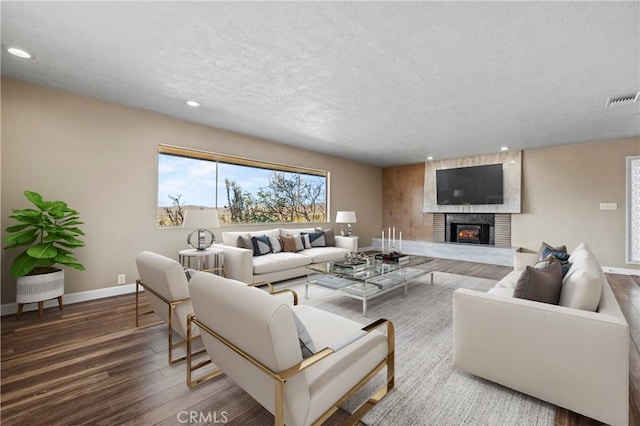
{"left": 335, "top": 211, "right": 357, "bottom": 223}
{"left": 183, "top": 209, "right": 220, "bottom": 229}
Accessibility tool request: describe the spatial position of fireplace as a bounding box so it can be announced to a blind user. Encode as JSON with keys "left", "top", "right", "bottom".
{"left": 451, "top": 223, "right": 491, "bottom": 244}
{"left": 445, "top": 214, "right": 495, "bottom": 245}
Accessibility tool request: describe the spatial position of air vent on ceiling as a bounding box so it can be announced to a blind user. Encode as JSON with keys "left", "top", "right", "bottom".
{"left": 605, "top": 92, "right": 640, "bottom": 108}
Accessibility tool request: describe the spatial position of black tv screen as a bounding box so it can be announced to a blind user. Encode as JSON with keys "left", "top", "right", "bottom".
{"left": 436, "top": 163, "right": 504, "bottom": 205}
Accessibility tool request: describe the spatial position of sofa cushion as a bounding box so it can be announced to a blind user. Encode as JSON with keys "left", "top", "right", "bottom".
{"left": 513, "top": 262, "right": 563, "bottom": 305}
{"left": 236, "top": 233, "right": 252, "bottom": 250}
{"left": 538, "top": 242, "right": 567, "bottom": 260}
{"left": 299, "top": 247, "right": 348, "bottom": 263}
{"left": 317, "top": 228, "right": 336, "bottom": 246}
{"left": 269, "top": 236, "right": 282, "bottom": 253}
{"left": 252, "top": 252, "right": 312, "bottom": 275}
{"left": 493, "top": 270, "right": 521, "bottom": 289}
{"left": 222, "top": 229, "right": 280, "bottom": 245}
{"left": 559, "top": 248, "right": 603, "bottom": 311}
{"left": 280, "top": 227, "right": 317, "bottom": 236}
{"left": 280, "top": 235, "right": 297, "bottom": 252}
{"left": 534, "top": 255, "right": 570, "bottom": 278}
{"left": 291, "top": 234, "right": 305, "bottom": 251}
{"left": 305, "top": 231, "right": 326, "bottom": 247}
{"left": 251, "top": 235, "right": 272, "bottom": 256}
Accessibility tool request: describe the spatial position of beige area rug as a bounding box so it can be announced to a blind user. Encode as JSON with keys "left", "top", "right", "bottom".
{"left": 285, "top": 271, "right": 555, "bottom": 426}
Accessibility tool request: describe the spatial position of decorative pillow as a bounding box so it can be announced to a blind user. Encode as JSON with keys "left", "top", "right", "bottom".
{"left": 291, "top": 234, "right": 305, "bottom": 251}
{"left": 559, "top": 250, "right": 602, "bottom": 311}
{"left": 301, "top": 233, "right": 312, "bottom": 249}
{"left": 513, "top": 262, "right": 563, "bottom": 305}
{"left": 534, "top": 255, "right": 571, "bottom": 278}
{"left": 269, "top": 236, "right": 282, "bottom": 253}
{"left": 251, "top": 235, "right": 272, "bottom": 256}
{"left": 280, "top": 235, "right": 297, "bottom": 252}
{"left": 322, "top": 228, "right": 336, "bottom": 246}
{"left": 538, "top": 242, "right": 567, "bottom": 260}
{"left": 305, "top": 231, "right": 326, "bottom": 247}
{"left": 236, "top": 234, "right": 252, "bottom": 250}
{"left": 184, "top": 268, "right": 198, "bottom": 281}
{"left": 541, "top": 246, "right": 570, "bottom": 262}
{"left": 292, "top": 311, "right": 317, "bottom": 358}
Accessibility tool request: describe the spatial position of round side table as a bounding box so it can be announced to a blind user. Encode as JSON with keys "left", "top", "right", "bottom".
{"left": 178, "top": 247, "right": 224, "bottom": 271}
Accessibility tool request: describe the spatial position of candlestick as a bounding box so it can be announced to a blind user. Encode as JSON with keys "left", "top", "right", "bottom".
{"left": 392, "top": 227, "right": 396, "bottom": 248}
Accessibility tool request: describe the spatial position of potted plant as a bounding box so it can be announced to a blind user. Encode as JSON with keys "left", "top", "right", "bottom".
{"left": 4, "top": 191, "right": 85, "bottom": 318}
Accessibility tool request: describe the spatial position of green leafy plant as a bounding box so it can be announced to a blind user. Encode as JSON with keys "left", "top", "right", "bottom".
{"left": 4, "top": 191, "right": 85, "bottom": 277}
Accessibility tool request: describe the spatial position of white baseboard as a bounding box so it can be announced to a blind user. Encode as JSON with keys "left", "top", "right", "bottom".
{"left": 602, "top": 265, "right": 640, "bottom": 276}
{"left": 0, "top": 282, "right": 138, "bottom": 317}
{"left": 2, "top": 263, "right": 635, "bottom": 317}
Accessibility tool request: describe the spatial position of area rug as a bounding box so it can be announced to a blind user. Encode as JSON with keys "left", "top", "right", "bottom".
{"left": 286, "top": 271, "right": 555, "bottom": 426}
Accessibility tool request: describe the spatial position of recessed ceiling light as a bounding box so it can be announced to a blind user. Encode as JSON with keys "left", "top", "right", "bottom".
{"left": 186, "top": 100, "right": 200, "bottom": 107}
{"left": 4, "top": 46, "right": 33, "bottom": 59}
{"left": 427, "top": 156, "right": 434, "bottom": 161}
{"left": 500, "top": 146, "right": 509, "bottom": 151}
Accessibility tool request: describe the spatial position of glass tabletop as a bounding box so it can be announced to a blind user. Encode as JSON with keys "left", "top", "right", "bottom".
{"left": 307, "top": 254, "right": 432, "bottom": 282}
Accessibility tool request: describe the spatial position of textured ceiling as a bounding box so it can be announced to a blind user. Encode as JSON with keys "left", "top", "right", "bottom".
{"left": 1, "top": 1, "right": 639, "bottom": 167}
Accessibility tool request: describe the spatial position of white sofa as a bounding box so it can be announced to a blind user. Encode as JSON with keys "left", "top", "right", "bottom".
{"left": 217, "top": 227, "right": 351, "bottom": 283}
{"left": 453, "top": 243, "right": 630, "bottom": 426}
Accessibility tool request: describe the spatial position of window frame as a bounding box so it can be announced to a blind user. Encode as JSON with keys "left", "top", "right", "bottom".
{"left": 157, "top": 144, "right": 329, "bottom": 227}
{"left": 626, "top": 155, "right": 640, "bottom": 264}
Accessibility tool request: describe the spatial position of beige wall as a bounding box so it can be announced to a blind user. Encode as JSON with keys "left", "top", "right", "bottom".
{"left": 512, "top": 137, "right": 639, "bottom": 268}
{"left": 1, "top": 78, "right": 382, "bottom": 304}
{"left": 384, "top": 137, "right": 639, "bottom": 270}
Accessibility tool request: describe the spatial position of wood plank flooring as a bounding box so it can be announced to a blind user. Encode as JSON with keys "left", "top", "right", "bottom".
{"left": 1, "top": 259, "right": 638, "bottom": 425}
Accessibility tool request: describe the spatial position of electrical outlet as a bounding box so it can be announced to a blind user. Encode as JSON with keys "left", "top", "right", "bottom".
{"left": 117, "top": 274, "right": 126, "bottom": 285}
{"left": 599, "top": 203, "right": 618, "bottom": 211}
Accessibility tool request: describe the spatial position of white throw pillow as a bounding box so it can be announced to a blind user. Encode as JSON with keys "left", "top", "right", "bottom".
{"left": 559, "top": 248, "right": 602, "bottom": 311}
{"left": 269, "top": 236, "right": 282, "bottom": 253}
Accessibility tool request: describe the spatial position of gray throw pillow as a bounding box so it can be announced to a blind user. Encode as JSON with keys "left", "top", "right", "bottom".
{"left": 319, "top": 228, "right": 336, "bottom": 246}
{"left": 236, "top": 234, "right": 252, "bottom": 250}
{"left": 513, "top": 261, "right": 563, "bottom": 305}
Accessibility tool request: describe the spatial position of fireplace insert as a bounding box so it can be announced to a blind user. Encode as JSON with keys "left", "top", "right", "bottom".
{"left": 450, "top": 223, "right": 490, "bottom": 245}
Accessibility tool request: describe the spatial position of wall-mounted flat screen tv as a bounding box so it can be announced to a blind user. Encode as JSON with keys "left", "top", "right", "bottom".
{"left": 436, "top": 163, "right": 504, "bottom": 205}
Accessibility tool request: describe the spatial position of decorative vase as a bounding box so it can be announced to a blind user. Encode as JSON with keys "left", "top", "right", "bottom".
{"left": 16, "top": 269, "right": 64, "bottom": 304}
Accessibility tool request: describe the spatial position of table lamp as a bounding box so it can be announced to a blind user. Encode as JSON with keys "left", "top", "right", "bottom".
{"left": 335, "top": 211, "right": 357, "bottom": 236}
{"left": 183, "top": 209, "right": 220, "bottom": 250}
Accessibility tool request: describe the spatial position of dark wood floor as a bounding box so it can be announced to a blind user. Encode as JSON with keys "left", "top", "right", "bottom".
{"left": 1, "top": 259, "right": 638, "bottom": 425}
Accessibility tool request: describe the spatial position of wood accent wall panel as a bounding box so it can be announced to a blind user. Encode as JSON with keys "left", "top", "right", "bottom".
{"left": 383, "top": 163, "right": 432, "bottom": 241}
{"left": 494, "top": 214, "right": 512, "bottom": 247}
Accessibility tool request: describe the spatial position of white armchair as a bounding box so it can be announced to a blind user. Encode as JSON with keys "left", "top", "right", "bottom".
{"left": 187, "top": 272, "right": 395, "bottom": 426}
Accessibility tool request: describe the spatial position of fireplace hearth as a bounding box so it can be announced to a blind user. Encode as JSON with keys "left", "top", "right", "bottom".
{"left": 446, "top": 214, "right": 495, "bottom": 245}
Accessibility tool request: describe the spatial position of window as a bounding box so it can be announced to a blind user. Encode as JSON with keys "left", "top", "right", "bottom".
{"left": 627, "top": 155, "right": 640, "bottom": 264}
{"left": 157, "top": 145, "right": 328, "bottom": 227}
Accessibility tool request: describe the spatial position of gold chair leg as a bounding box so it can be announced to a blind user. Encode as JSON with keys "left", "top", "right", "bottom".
{"left": 186, "top": 314, "right": 224, "bottom": 387}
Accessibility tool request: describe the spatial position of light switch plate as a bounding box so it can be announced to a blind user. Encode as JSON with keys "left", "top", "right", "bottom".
{"left": 599, "top": 203, "right": 618, "bottom": 211}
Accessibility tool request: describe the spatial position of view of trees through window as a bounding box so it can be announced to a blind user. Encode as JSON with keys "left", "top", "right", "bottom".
{"left": 157, "top": 145, "right": 328, "bottom": 227}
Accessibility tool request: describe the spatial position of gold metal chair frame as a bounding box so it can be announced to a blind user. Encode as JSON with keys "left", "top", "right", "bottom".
{"left": 135, "top": 267, "right": 273, "bottom": 367}
{"left": 186, "top": 288, "right": 395, "bottom": 425}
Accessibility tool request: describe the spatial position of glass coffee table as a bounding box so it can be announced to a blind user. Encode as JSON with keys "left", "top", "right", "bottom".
{"left": 305, "top": 254, "right": 433, "bottom": 316}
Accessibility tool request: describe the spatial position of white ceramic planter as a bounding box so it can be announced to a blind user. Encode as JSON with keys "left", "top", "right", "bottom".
{"left": 16, "top": 269, "right": 65, "bottom": 304}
